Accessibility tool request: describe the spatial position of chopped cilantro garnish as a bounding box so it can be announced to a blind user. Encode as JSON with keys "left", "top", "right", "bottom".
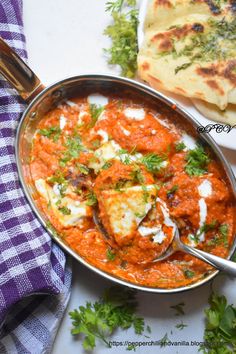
{"left": 47, "top": 171, "right": 68, "bottom": 197}
{"left": 114, "top": 179, "right": 129, "bottom": 191}
{"left": 146, "top": 325, "right": 152, "bottom": 334}
{"left": 175, "top": 141, "right": 186, "bottom": 152}
{"left": 160, "top": 333, "right": 169, "bottom": 347}
{"left": 101, "top": 161, "right": 113, "bottom": 170}
{"left": 207, "top": 223, "right": 229, "bottom": 247}
{"left": 141, "top": 185, "right": 149, "bottom": 203}
{"left": 175, "top": 62, "right": 192, "bottom": 74}
{"left": 78, "top": 164, "right": 90, "bottom": 175}
{"left": 219, "top": 224, "right": 229, "bottom": 239}
{"left": 118, "top": 148, "right": 129, "bottom": 155}
{"left": 59, "top": 134, "right": 85, "bottom": 167}
{"left": 104, "top": 0, "right": 138, "bottom": 78}
{"left": 89, "top": 104, "right": 104, "bottom": 127}
{"left": 130, "top": 166, "right": 144, "bottom": 184}
{"left": 170, "top": 302, "right": 185, "bottom": 316}
{"left": 86, "top": 191, "right": 98, "bottom": 206}
{"left": 175, "top": 321, "right": 188, "bottom": 330}
{"left": 38, "top": 126, "right": 61, "bottom": 142}
{"left": 106, "top": 248, "right": 116, "bottom": 261}
{"left": 141, "top": 153, "right": 166, "bottom": 173}
{"left": 126, "top": 343, "right": 136, "bottom": 351}
{"left": 185, "top": 145, "right": 210, "bottom": 176}
{"left": 195, "top": 221, "right": 217, "bottom": 241}
{"left": 69, "top": 285, "right": 147, "bottom": 350}
{"left": 91, "top": 139, "right": 101, "bottom": 149}
{"left": 167, "top": 185, "right": 178, "bottom": 197}
{"left": 184, "top": 269, "right": 195, "bottom": 279}
{"left": 58, "top": 206, "right": 71, "bottom": 215}
{"left": 134, "top": 211, "right": 146, "bottom": 218}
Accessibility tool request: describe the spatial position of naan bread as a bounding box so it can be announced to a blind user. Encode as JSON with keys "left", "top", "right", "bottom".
{"left": 192, "top": 98, "right": 236, "bottom": 126}
{"left": 138, "top": 0, "right": 236, "bottom": 111}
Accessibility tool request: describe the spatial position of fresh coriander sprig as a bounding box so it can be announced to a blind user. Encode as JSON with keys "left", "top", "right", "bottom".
{"left": 141, "top": 153, "right": 166, "bottom": 173}
{"left": 200, "top": 292, "right": 236, "bottom": 353}
{"left": 69, "top": 286, "right": 148, "bottom": 350}
{"left": 104, "top": 0, "right": 138, "bottom": 78}
{"left": 38, "top": 126, "right": 61, "bottom": 142}
{"left": 185, "top": 144, "right": 210, "bottom": 176}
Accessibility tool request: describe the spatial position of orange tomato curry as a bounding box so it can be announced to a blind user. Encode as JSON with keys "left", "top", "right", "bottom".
{"left": 30, "top": 93, "right": 235, "bottom": 289}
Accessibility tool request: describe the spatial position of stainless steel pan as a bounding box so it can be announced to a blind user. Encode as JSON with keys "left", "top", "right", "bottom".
{"left": 1, "top": 38, "right": 236, "bottom": 293}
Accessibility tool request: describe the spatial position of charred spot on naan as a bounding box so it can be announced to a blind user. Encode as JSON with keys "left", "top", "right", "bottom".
{"left": 196, "top": 60, "right": 236, "bottom": 86}
{"left": 154, "top": 0, "right": 172, "bottom": 8}
{"left": 151, "top": 23, "right": 205, "bottom": 53}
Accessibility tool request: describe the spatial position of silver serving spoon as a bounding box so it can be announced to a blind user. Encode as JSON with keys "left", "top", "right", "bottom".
{"left": 94, "top": 209, "right": 236, "bottom": 276}
{"left": 154, "top": 227, "right": 236, "bottom": 277}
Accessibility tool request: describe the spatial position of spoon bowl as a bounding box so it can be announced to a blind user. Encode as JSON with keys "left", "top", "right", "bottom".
{"left": 154, "top": 227, "right": 236, "bottom": 277}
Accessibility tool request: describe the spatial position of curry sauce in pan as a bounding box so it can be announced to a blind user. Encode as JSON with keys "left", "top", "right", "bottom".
{"left": 30, "top": 93, "right": 235, "bottom": 288}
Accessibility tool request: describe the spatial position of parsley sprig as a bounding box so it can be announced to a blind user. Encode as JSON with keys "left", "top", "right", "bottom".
{"left": 104, "top": 0, "right": 138, "bottom": 78}
{"left": 69, "top": 286, "right": 147, "bottom": 350}
{"left": 200, "top": 293, "right": 236, "bottom": 353}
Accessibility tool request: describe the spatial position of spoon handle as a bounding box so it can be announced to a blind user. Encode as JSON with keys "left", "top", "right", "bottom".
{"left": 181, "top": 243, "right": 236, "bottom": 277}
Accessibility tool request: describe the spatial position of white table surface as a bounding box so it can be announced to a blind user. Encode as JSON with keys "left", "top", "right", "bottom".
{"left": 23, "top": 1, "right": 236, "bottom": 353}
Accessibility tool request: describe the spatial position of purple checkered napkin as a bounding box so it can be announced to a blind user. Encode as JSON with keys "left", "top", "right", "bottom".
{"left": 0, "top": 0, "right": 71, "bottom": 352}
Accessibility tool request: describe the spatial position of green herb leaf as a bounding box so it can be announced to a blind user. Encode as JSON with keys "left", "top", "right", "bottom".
{"left": 160, "top": 333, "right": 169, "bottom": 347}
{"left": 184, "top": 269, "right": 195, "bottom": 279}
{"left": 141, "top": 153, "right": 166, "bottom": 173}
{"left": 175, "top": 141, "right": 186, "bottom": 152}
{"left": 104, "top": 1, "right": 138, "bottom": 78}
{"left": 146, "top": 325, "right": 152, "bottom": 333}
{"left": 175, "top": 62, "right": 192, "bottom": 74}
{"left": 167, "top": 185, "right": 178, "bottom": 197}
{"left": 89, "top": 104, "right": 104, "bottom": 128}
{"left": 170, "top": 302, "right": 185, "bottom": 316}
{"left": 101, "top": 161, "right": 113, "bottom": 170}
{"left": 185, "top": 145, "right": 210, "bottom": 176}
{"left": 47, "top": 171, "right": 68, "bottom": 197}
{"left": 78, "top": 164, "right": 90, "bottom": 175}
{"left": 86, "top": 191, "right": 98, "bottom": 206}
{"left": 175, "top": 321, "right": 188, "bottom": 330}
{"left": 130, "top": 166, "right": 144, "bottom": 184}
{"left": 69, "top": 286, "right": 148, "bottom": 350}
{"left": 58, "top": 206, "right": 71, "bottom": 215}
{"left": 195, "top": 221, "right": 217, "bottom": 241}
{"left": 38, "top": 126, "right": 61, "bottom": 142}
{"left": 219, "top": 224, "right": 229, "bottom": 239}
{"left": 200, "top": 292, "right": 236, "bottom": 353}
{"left": 126, "top": 343, "right": 136, "bottom": 351}
{"left": 106, "top": 248, "right": 116, "bottom": 261}
{"left": 59, "top": 133, "right": 85, "bottom": 167}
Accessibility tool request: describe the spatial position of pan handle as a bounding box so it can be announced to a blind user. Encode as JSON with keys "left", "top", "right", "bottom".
{"left": 0, "top": 37, "right": 44, "bottom": 101}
